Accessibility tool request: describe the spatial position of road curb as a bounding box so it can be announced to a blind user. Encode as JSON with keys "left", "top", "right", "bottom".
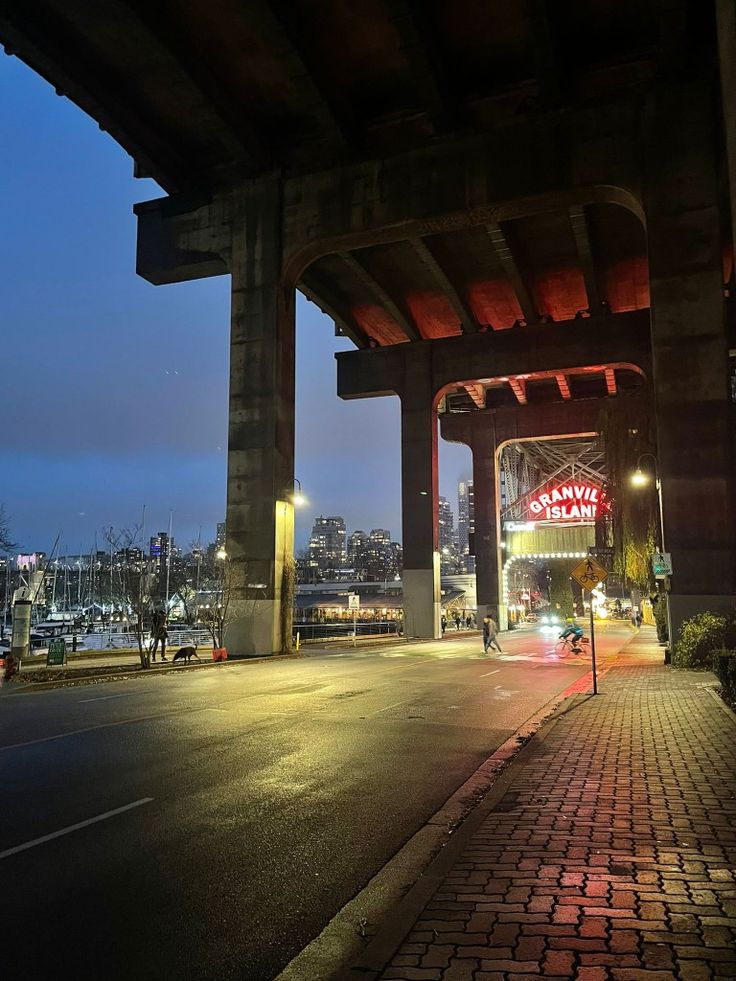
{"left": 274, "top": 679, "right": 590, "bottom": 981}
{"left": 1, "top": 653, "right": 303, "bottom": 694}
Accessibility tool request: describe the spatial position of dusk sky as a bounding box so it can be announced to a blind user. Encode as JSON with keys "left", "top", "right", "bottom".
{"left": 0, "top": 54, "right": 470, "bottom": 556}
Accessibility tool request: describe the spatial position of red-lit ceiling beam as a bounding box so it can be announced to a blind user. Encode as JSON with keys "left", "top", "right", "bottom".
{"left": 555, "top": 373, "right": 571, "bottom": 399}
{"left": 509, "top": 377, "right": 528, "bottom": 404}
{"left": 605, "top": 367, "right": 617, "bottom": 395}
{"left": 410, "top": 237, "right": 480, "bottom": 333}
{"left": 464, "top": 383, "right": 486, "bottom": 408}
{"left": 568, "top": 206, "right": 602, "bottom": 313}
{"left": 487, "top": 222, "right": 539, "bottom": 326}
{"left": 338, "top": 251, "right": 421, "bottom": 342}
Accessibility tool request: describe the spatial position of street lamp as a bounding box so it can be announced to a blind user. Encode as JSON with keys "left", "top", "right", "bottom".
{"left": 291, "top": 478, "right": 307, "bottom": 508}
{"left": 629, "top": 452, "right": 665, "bottom": 550}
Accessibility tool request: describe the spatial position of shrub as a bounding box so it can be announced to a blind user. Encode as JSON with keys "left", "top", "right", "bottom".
{"left": 673, "top": 611, "right": 733, "bottom": 668}
{"left": 712, "top": 651, "right": 736, "bottom": 708}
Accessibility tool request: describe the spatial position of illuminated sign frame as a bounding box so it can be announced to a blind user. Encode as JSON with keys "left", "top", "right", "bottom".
{"left": 527, "top": 482, "right": 604, "bottom": 522}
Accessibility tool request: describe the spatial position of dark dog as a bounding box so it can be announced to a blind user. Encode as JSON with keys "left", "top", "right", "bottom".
{"left": 172, "top": 645, "right": 201, "bottom": 664}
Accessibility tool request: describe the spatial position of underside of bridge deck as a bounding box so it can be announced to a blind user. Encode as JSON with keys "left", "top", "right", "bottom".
{"left": 2, "top": 1, "right": 734, "bottom": 650}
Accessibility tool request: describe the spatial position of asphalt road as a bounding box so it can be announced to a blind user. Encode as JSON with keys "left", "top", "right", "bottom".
{"left": 0, "top": 622, "right": 634, "bottom": 981}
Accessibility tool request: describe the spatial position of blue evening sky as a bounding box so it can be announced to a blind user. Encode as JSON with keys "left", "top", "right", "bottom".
{"left": 0, "top": 55, "right": 470, "bottom": 555}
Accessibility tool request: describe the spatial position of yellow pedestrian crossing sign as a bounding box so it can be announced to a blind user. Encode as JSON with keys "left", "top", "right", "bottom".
{"left": 570, "top": 556, "right": 608, "bottom": 591}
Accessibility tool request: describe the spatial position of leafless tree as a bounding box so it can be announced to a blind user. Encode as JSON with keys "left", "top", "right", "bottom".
{"left": 0, "top": 504, "right": 16, "bottom": 554}
{"left": 102, "top": 524, "right": 157, "bottom": 669}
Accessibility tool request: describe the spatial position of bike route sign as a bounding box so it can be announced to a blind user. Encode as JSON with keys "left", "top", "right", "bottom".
{"left": 570, "top": 556, "right": 608, "bottom": 591}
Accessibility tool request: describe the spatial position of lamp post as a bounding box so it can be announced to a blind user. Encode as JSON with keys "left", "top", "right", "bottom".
{"left": 630, "top": 452, "right": 671, "bottom": 646}
{"left": 630, "top": 452, "right": 665, "bottom": 551}
{"left": 290, "top": 477, "right": 307, "bottom": 509}
{"left": 284, "top": 480, "right": 307, "bottom": 652}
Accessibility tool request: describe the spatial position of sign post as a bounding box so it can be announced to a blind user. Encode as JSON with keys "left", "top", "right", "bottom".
{"left": 348, "top": 592, "right": 360, "bottom": 647}
{"left": 651, "top": 551, "right": 673, "bottom": 579}
{"left": 570, "top": 556, "right": 609, "bottom": 695}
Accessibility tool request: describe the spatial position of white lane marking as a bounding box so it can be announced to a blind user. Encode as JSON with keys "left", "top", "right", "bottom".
{"left": 367, "top": 697, "right": 414, "bottom": 718}
{"left": 79, "top": 691, "right": 152, "bottom": 703}
{"left": 0, "top": 710, "right": 187, "bottom": 752}
{"left": 0, "top": 798, "right": 154, "bottom": 861}
{"left": 479, "top": 669, "right": 501, "bottom": 677}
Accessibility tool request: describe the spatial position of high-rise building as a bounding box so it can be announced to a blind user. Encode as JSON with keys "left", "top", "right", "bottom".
{"left": 457, "top": 481, "right": 474, "bottom": 550}
{"left": 149, "top": 532, "right": 173, "bottom": 584}
{"left": 438, "top": 497, "right": 455, "bottom": 552}
{"left": 348, "top": 530, "right": 368, "bottom": 568}
{"left": 308, "top": 516, "right": 347, "bottom": 578}
{"left": 215, "top": 522, "right": 226, "bottom": 550}
{"left": 438, "top": 496, "right": 459, "bottom": 572}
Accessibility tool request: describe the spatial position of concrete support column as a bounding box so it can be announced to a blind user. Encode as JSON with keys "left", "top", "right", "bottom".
{"left": 400, "top": 352, "right": 440, "bottom": 639}
{"left": 472, "top": 436, "right": 503, "bottom": 627}
{"left": 645, "top": 86, "right": 736, "bottom": 640}
{"left": 225, "top": 178, "right": 296, "bottom": 656}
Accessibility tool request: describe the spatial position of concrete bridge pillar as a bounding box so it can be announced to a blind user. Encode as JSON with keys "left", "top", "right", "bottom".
{"left": 224, "top": 179, "right": 296, "bottom": 656}
{"left": 400, "top": 352, "right": 441, "bottom": 639}
{"left": 645, "top": 86, "right": 736, "bottom": 642}
{"left": 472, "top": 432, "right": 503, "bottom": 628}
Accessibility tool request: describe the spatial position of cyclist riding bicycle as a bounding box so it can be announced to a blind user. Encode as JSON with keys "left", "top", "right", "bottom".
{"left": 559, "top": 623, "right": 585, "bottom": 650}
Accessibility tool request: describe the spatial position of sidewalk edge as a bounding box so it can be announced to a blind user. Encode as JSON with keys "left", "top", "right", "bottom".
{"left": 275, "top": 681, "right": 591, "bottom": 981}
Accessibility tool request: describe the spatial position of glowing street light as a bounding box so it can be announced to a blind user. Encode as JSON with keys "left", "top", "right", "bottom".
{"left": 291, "top": 477, "right": 307, "bottom": 508}
{"left": 629, "top": 453, "right": 664, "bottom": 549}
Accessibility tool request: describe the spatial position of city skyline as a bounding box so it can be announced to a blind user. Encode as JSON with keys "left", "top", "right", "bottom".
{"left": 1, "top": 55, "right": 471, "bottom": 558}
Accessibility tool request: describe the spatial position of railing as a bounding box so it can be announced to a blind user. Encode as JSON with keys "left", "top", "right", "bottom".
{"left": 37, "top": 629, "right": 213, "bottom": 652}
{"left": 293, "top": 621, "right": 399, "bottom": 642}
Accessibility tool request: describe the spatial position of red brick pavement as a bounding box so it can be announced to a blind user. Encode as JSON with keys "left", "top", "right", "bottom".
{"left": 376, "top": 639, "right": 736, "bottom": 981}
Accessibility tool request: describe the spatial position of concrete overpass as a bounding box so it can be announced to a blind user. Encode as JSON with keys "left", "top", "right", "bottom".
{"left": 2, "top": 1, "right": 735, "bottom": 649}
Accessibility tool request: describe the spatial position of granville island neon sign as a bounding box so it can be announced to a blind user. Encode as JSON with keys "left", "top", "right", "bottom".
{"left": 527, "top": 482, "right": 603, "bottom": 521}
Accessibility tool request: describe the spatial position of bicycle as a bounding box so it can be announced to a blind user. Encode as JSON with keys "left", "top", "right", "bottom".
{"left": 554, "top": 634, "right": 590, "bottom": 658}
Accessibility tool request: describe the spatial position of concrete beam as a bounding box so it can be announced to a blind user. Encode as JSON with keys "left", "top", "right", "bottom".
{"left": 337, "top": 310, "right": 651, "bottom": 401}
{"left": 440, "top": 398, "right": 610, "bottom": 449}
{"left": 555, "top": 373, "right": 571, "bottom": 399}
{"left": 390, "top": 1, "right": 453, "bottom": 133}
{"left": 525, "top": 0, "right": 562, "bottom": 106}
{"left": 338, "top": 251, "right": 421, "bottom": 342}
{"left": 299, "top": 281, "right": 369, "bottom": 349}
{"left": 464, "top": 384, "right": 486, "bottom": 408}
{"left": 568, "top": 206, "right": 602, "bottom": 313}
{"left": 134, "top": 193, "right": 229, "bottom": 285}
{"left": 486, "top": 222, "right": 538, "bottom": 326}
{"left": 409, "top": 237, "right": 480, "bottom": 333}
{"left": 283, "top": 101, "right": 644, "bottom": 278}
{"left": 509, "top": 377, "right": 528, "bottom": 404}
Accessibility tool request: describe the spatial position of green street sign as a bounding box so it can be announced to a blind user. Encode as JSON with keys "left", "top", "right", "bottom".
{"left": 46, "top": 638, "right": 67, "bottom": 666}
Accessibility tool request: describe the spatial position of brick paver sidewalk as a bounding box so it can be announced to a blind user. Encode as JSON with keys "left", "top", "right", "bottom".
{"left": 375, "top": 639, "right": 736, "bottom": 980}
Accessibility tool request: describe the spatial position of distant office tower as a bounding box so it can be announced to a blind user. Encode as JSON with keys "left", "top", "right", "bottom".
{"left": 364, "top": 529, "right": 392, "bottom": 580}
{"left": 348, "top": 530, "right": 368, "bottom": 568}
{"left": 149, "top": 532, "right": 173, "bottom": 591}
{"left": 457, "top": 480, "right": 475, "bottom": 555}
{"left": 215, "top": 522, "right": 226, "bottom": 550}
{"left": 309, "top": 516, "right": 347, "bottom": 578}
{"left": 438, "top": 497, "right": 455, "bottom": 553}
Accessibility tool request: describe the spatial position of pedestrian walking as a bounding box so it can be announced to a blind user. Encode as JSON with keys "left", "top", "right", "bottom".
{"left": 150, "top": 610, "right": 168, "bottom": 662}
{"left": 454, "top": 613, "right": 461, "bottom": 631}
{"left": 483, "top": 615, "right": 502, "bottom": 654}
{"left": 440, "top": 614, "right": 447, "bottom": 634}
